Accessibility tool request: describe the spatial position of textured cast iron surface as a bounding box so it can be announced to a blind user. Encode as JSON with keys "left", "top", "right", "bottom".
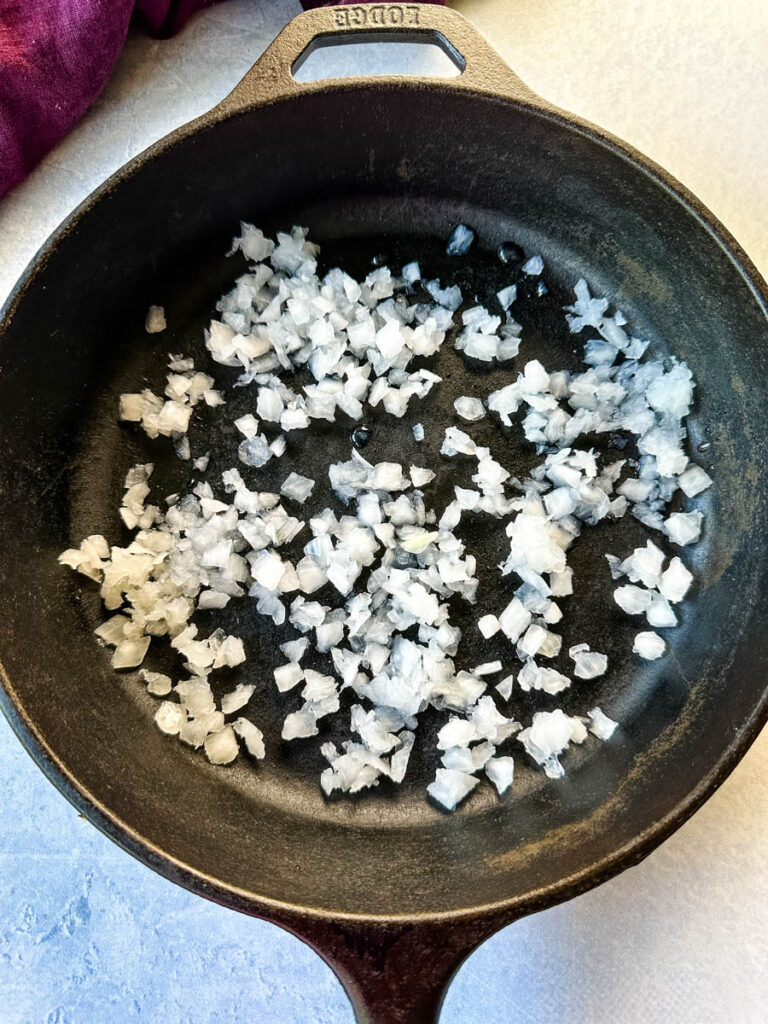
{"left": 1, "top": 7, "right": 768, "bottom": 1024}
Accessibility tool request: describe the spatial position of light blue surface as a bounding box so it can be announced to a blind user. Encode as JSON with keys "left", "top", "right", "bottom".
{"left": 2, "top": 699, "right": 767, "bottom": 1024}
{"left": 0, "top": 709, "right": 537, "bottom": 1024}
{"left": 0, "top": 712, "right": 346, "bottom": 1024}
{"left": 1, "top": 2, "right": 767, "bottom": 1021}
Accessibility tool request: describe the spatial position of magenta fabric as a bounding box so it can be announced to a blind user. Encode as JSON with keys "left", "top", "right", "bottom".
{"left": 0, "top": 0, "right": 221, "bottom": 198}
{"left": 0, "top": 0, "right": 445, "bottom": 199}
{"left": 301, "top": 0, "right": 443, "bottom": 5}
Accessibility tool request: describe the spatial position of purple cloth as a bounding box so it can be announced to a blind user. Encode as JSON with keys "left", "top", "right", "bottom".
{"left": 0, "top": 1, "right": 221, "bottom": 197}
{"left": 0, "top": 0, "right": 445, "bottom": 199}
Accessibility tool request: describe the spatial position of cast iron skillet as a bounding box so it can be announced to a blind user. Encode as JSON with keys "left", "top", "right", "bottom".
{"left": 1, "top": 6, "right": 768, "bottom": 1022}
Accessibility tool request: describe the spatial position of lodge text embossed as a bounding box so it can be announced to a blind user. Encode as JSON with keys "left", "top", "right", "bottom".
{"left": 333, "top": 5, "right": 421, "bottom": 29}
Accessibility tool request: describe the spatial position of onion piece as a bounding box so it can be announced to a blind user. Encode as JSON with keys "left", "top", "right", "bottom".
{"left": 282, "top": 706, "right": 318, "bottom": 740}
{"left": 633, "top": 631, "right": 666, "bottom": 660}
{"left": 233, "top": 717, "right": 266, "bottom": 758}
{"left": 485, "top": 756, "right": 514, "bottom": 794}
{"left": 204, "top": 726, "right": 239, "bottom": 764}
{"left": 112, "top": 636, "right": 151, "bottom": 670}
{"left": 614, "top": 585, "right": 652, "bottom": 615}
{"left": 658, "top": 557, "right": 693, "bottom": 603}
{"left": 427, "top": 768, "right": 479, "bottom": 810}
{"left": 280, "top": 472, "right": 315, "bottom": 504}
{"left": 454, "top": 397, "right": 486, "bottom": 422}
{"left": 141, "top": 670, "right": 172, "bottom": 696}
{"left": 588, "top": 707, "right": 617, "bottom": 740}
{"left": 478, "top": 614, "right": 500, "bottom": 639}
{"left": 145, "top": 305, "right": 167, "bottom": 333}
{"left": 155, "top": 701, "right": 186, "bottom": 735}
{"left": 495, "top": 674, "right": 514, "bottom": 700}
{"left": 678, "top": 464, "right": 712, "bottom": 497}
{"left": 446, "top": 224, "right": 475, "bottom": 256}
{"left": 569, "top": 645, "right": 608, "bottom": 680}
{"left": 522, "top": 255, "right": 544, "bottom": 275}
{"left": 221, "top": 683, "right": 255, "bottom": 714}
{"left": 274, "top": 663, "right": 303, "bottom": 693}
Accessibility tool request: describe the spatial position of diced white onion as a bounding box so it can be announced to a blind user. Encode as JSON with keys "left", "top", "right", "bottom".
{"left": 633, "top": 631, "right": 666, "bottom": 660}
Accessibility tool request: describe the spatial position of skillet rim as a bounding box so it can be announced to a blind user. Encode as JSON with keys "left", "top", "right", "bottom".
{"left": 1, "top": 76, "right": 767, "bottom": 926}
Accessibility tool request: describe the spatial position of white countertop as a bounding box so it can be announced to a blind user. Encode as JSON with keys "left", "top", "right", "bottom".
{"left": 0, "top": 1, "right": 766, "bottom": 1020}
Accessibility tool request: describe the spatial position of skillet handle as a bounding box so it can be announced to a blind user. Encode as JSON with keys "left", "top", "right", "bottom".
{"left": 216, "top": 3, "right": 543, "bottom": 112}
{"left": 277, "top": 912, "right": 516, "bottom": 1024}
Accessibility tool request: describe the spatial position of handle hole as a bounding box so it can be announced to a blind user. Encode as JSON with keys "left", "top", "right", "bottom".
{"left": 292, "top": 30, "right": 465, "bottom": 82}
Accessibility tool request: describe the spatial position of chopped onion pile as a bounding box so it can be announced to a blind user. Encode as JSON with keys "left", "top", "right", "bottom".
{"left": 60, "top": 224, "right": 712, "bottom": 813}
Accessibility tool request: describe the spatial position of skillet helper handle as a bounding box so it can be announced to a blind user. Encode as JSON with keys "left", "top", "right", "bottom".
{"left": 217, "top": 3, "right": 542, "bottom": 111}
{"left": 284, "top": 913, "right": 514, "bottom": 1024}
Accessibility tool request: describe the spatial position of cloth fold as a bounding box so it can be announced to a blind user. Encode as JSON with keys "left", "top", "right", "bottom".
{"left": 0, "top": 0, "right": 445, "bottom": 200}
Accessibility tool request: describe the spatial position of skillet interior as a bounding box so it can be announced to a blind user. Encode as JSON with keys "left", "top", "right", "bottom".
{"left": 1, "top": 84, "right": 767, "bottom": 918}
